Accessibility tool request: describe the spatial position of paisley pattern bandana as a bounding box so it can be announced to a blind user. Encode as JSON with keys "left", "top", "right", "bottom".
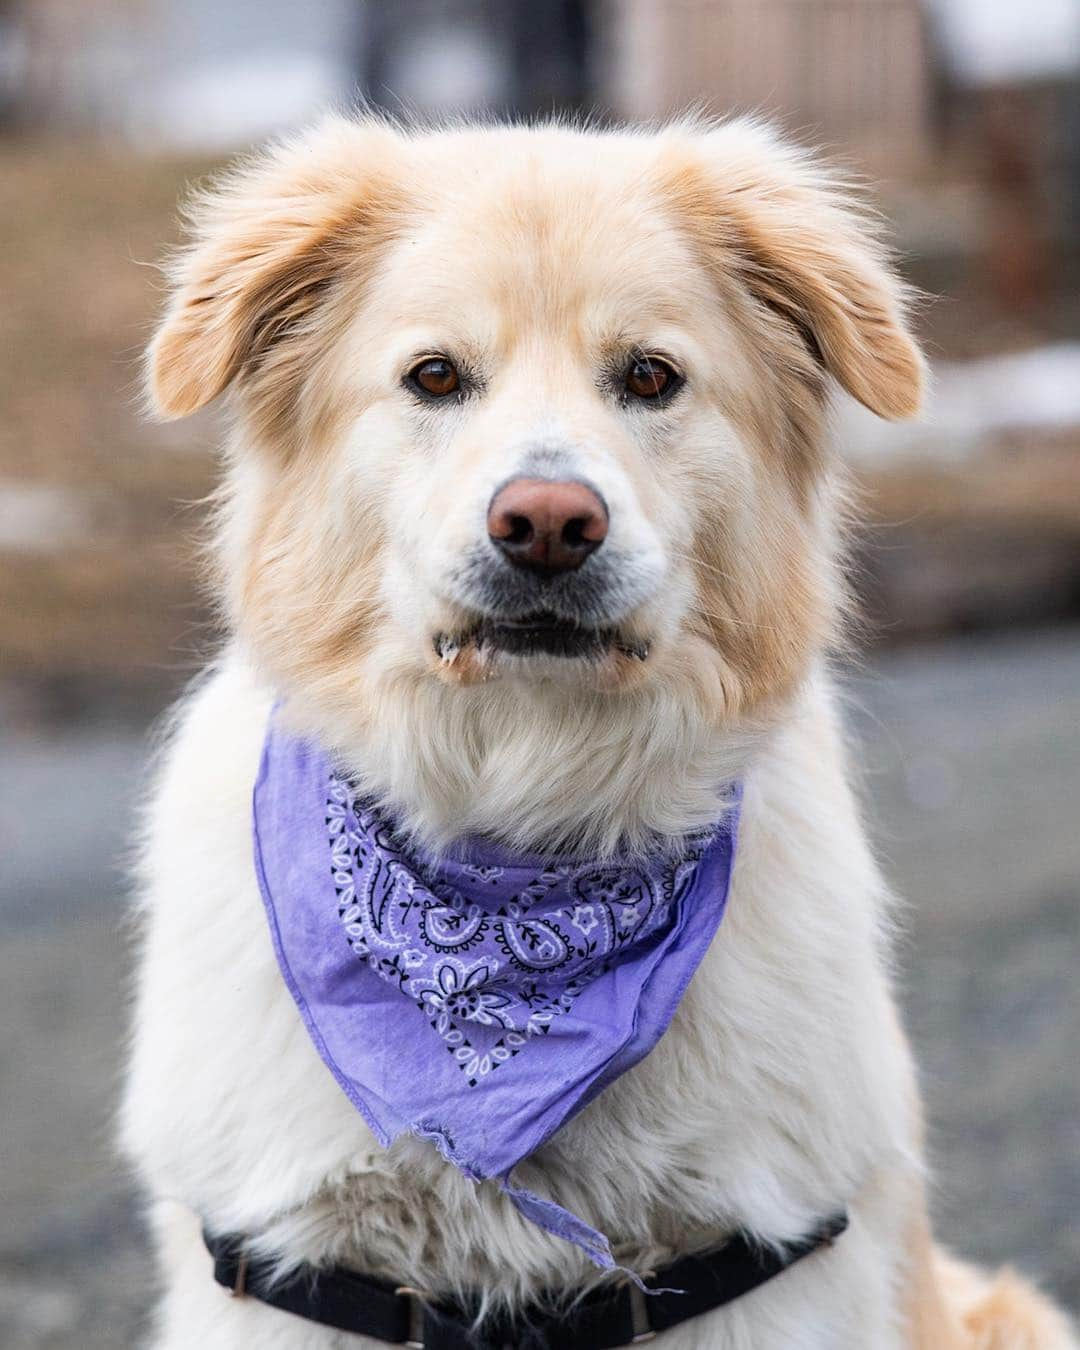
{"left": 253, "top": 713, "right": 741, "bottom": 1270}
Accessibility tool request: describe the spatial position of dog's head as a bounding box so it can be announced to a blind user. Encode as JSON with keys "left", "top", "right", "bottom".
{"left": 149, "top": 117, "right": 921, "bottom": 826}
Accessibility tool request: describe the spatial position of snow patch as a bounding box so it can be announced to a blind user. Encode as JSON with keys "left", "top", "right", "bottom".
{"left": 0, "top": 482, "right": 98, "bottom": 552}
{"left": 832, "top": 343, "right": 1080, "bottom": 466}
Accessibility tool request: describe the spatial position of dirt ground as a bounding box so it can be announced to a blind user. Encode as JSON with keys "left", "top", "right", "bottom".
{"left": 1, "top": 626, "right": 1078, "bottom": 1348}
{"left": 0, "top": 141, "right": 216, "bottom": 711}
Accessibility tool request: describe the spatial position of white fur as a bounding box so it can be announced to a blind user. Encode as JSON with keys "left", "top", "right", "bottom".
{"left": 124, "top": 117, "right": 1074, "bottom": 1348}
{"left": 123, "top": 649, "right": 924, "bottom": 1348}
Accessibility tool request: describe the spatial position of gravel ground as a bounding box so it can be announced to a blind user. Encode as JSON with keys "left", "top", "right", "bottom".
{"left": 1, "top": 627, "right": 1078, "bottom": 1348}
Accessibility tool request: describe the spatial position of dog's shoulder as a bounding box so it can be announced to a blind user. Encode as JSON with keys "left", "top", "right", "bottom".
{"left": 139, "top": 650, "right": 271, "bottom": 878}
{"left": 123, "top": 651, "right": 373, "bottom": 1225}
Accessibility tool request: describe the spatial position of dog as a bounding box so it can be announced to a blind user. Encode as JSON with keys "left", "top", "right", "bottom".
{"left": 122, "top": 115, "right": 1077, "bottom": 1348}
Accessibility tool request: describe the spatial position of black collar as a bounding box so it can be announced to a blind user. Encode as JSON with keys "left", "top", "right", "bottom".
{"left": 204, "top": 1213, "right": 847, "bottom": 1348}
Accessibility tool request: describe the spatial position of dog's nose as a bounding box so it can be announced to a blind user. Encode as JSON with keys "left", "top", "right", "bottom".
{"left": 487, "top": 478, "right": 608, "bottom": 573}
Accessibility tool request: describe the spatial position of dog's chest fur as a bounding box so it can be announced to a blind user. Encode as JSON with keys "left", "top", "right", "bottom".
{"left": 123, "top": 653, "right": 919, "bottom": 1343}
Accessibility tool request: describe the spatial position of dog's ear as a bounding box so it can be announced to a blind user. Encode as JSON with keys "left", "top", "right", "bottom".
{"left": 147, "top": 117, "right": 404, "bottom": 419}
{"left": 666, "top": 121, "right": 925, "bottom": 420}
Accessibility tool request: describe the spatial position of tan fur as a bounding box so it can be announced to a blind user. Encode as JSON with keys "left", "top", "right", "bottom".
{"left": 917, "top": 1247, "right": 1076, "bottom": 1349}
{"left": 148, "top": 119, "right": 410, "bottom": 441}
{"left": 150, "top": 116, "right": 917, "bottom": 787}
{"left": 660, "top": 129, "right": 925, "bottom": 425}
{"left": 129, "top": 114, "right": 1075, "bottom": 1347}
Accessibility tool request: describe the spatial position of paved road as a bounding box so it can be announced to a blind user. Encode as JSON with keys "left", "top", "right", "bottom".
{"left": 2, "top": 628, "right": 1078, "bottom": 1347}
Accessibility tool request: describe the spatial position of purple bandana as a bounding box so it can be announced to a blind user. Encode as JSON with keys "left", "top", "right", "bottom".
{"left": 253, "top": 714, "right": 740, "bottom": 1270}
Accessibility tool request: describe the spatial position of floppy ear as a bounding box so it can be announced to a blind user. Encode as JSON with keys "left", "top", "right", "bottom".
{"left": 147, "top": 117, "right": 403, "bottom": 419}
{"left": 668, "top": 121, "right": 925, "bottom": 420}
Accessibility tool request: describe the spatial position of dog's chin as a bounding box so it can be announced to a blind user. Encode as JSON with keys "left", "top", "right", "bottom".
{"left": 431, "top": 611, "right": 652, "bottom": 688}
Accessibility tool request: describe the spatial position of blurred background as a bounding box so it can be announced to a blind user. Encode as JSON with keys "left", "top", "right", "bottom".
{"left": 1, "top": 2, "right": 1078, "bottom": 1345}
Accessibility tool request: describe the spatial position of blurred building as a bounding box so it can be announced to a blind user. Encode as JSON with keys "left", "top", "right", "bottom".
{"left": 3, "top": 0, "right": 1077, "bottom": 184}
{"left": 0, "top": 0, "right": 591, "bottom": 145}
{"left": 2, "top": 0, "right": 362, "bottom": 146}
{"left": 6, "top": 1, "right": 931, "bottom": 162}
{"left": 927, "top": 0, "right": 1080, "bottom": 312}
{"left": 606, "top": 0, "right": 932, "bottom": 172}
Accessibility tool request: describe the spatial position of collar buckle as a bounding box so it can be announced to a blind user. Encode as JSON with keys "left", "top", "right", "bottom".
{"left": 395, "top": 1285, "right": 429, "bottom": 1348}
{"left": 228, "top": 1252, "right": 249, "bottom": 1299}
{"left": 628, "top": 1282, "right": 656, "bottom": 1342}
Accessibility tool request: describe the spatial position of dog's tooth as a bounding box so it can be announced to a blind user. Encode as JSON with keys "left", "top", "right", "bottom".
{"left": 617, "top": 640, "right": 650, "bottom": 662}
{"left": 434, "top": 634, "right": 460, "bottom": 665}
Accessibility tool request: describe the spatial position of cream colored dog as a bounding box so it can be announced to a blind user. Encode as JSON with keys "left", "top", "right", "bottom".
{"left": 122, "top": 116, "right": 1076, "bottom": 1348}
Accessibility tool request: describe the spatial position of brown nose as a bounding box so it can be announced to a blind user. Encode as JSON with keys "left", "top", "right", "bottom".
{"left": 487, "top": 478, "right": 608, "bottom": 573}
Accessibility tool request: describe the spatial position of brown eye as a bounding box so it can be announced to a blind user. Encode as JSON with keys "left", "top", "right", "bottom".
{"left": 408, "top": 357, "right": 460, "bottom": 399}
{"left": 625, "top": 356, "right": 679, "bottom": 401}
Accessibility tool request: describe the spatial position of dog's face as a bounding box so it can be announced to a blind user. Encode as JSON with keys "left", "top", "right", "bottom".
{"left": 150, "top": 118, "right": 922, "bottom": 729}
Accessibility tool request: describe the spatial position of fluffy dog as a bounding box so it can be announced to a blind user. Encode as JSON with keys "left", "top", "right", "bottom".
{"left": 122, "top": 116, "right": 1076, "bottom": 1348}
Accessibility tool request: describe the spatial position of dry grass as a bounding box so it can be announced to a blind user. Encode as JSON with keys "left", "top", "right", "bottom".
{"left": 864, "top": 430, "right": 1080, "bottom": 532}
{"left": 0, "top": 137, "right": 221, "bottom": 710}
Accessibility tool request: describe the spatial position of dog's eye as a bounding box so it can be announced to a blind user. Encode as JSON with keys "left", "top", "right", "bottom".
{"left": 408, "top": 357, "right": 461, "bottom": 399}
{"left": 624, "top": 356, "right": 680, "bottom": 401}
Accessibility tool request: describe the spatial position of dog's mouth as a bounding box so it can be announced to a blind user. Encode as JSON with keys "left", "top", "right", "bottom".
{"left": 434, "top": 611, "right": 650, "bottom": 664}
